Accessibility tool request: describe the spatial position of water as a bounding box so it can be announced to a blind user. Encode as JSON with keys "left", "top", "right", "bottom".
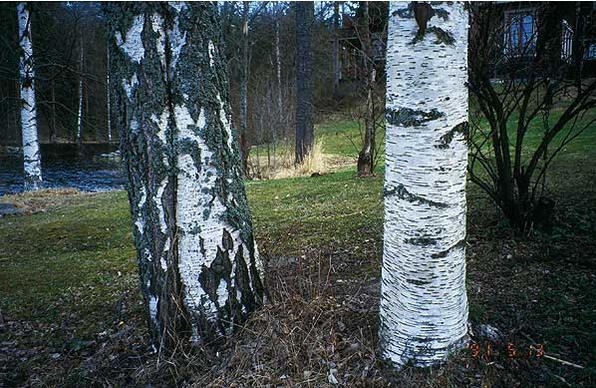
{"left": 0, "top": 153, "right": 127, "bottom": 196}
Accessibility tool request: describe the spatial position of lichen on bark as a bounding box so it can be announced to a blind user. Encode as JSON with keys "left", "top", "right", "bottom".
{"left": 106, "top": 2, "right": 264, "bottom": 350}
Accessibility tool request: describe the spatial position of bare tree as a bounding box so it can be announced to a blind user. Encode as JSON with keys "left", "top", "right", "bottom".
{"left": 295, "top": 1, "right": 314, "bottom": 164}
{"left": 332, "top": 1, "right": 341, "bottom": 100}
{"left": 468, "top": 3, "right": 596, "bottom": 233}
{"left": 356, "top": 1, "right": 378, "bottom": 176}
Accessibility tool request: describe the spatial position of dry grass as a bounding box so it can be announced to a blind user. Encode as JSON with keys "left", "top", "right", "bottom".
{"left": 247, "top": 140, "right": 354, "bottom": 180}
{"left": 1, "top": 188, "right": 84, "bottom": 214}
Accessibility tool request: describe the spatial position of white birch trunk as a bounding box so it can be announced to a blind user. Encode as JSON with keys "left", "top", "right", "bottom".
{"left": 109, "top": 3, "right": 265, "bottom": 348}
{"left": 380, "top": 1, "right": 470, "bottom": 367}
{"left": 76, "top": 34, "right": 83, "bottom": 145}
{"left": 17, "top": 2, "right": 42, "bottom": 191}
{"left": 106, "top": 43, "right": 112, "bottom": 142}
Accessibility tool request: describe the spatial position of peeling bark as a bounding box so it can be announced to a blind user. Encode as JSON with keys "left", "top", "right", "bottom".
{"left": 17, "top": 2, "right": 42, "bottom": 191}
{"left": 380, "top": 1, "right": 470, "bottom": 368}
{"left": 107, "top": 2, "right": 264, "bottom": 350}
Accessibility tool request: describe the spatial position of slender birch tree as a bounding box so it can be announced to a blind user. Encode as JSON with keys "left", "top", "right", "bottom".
{"left": 380, "top": 1, "right": 469, "bottom": 367}
{"left": 76, "top": 33, "right": 84, "bottom": 146}
{"left": 106, "top": 43, "right": 112, "bottom": 142}
{"left": 106, "top": 2, "right": 265, "bottom": 350}
{"left": 17, "top": 2, "right": 42, "bottom": 191}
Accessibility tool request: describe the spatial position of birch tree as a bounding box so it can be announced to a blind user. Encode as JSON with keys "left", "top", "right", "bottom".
{"left": 107, "top": 2, "right": 265, "bottom": 350}
{"left": 380, "top": 1, "right": 469, "bottom": 367}
{"left": 106, "top": 43, "right": 112, "bottom": 142}
{"left": 76, "top": 33, "right": 84, "bottom": 146}
{"left": 17, "top": 2, "right": 42, "bottom": 191}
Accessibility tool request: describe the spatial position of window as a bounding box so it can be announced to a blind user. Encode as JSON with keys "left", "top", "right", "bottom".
{"left": 504, "top": 9, "right": 537, "bottom": 56}
{"left": 585, "top": 42, "right": 596, "bottom": 60}
{"left": 561, "top": 20, "right": 573, "bottom": 62}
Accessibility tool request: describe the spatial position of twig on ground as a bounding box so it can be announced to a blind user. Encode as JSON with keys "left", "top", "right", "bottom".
{"left": 543, "top": 354, "right": 584, "bottom": 369}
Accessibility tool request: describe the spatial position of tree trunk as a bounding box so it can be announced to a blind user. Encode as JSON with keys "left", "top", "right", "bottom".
{"left": 107, "top": 2, "right": 265, "bottom": 351}
{"left": 295, "top": 1, "right": 314, "bottom": 164}
{"left": 332, "top": 1, "right": 341, "bottom": 100}
{"left": 76, "top": 33, "right": 83, "bottom": 146}
{"left": 106, "top": 42, "right": 112, "bottom": 142}
{"left": 17, "top": 2, "right": 42, "bottom": 191}
{"left": 275, "top": 17, "right": 282, "bottom": 118}
{"left": 380, "top": 1, "right": 469, "bottom": 367}
{"left": 273, "top": 17, "right": 281, "bottom": 164}
{"left": 239, "top": 1, "right": 250, "bottom": 174}
{"left": 357, "top": 1, "right": 376, "bottom": 177}
{"left": 50, "top": 78, "right": 56, "bottom": 143}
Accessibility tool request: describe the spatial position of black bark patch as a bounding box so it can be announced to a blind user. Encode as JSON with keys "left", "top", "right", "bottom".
{"left": 394, "top": 2, "right": 453, "bottom": 45}
{"left": 222, "top": 229, "right": 233, "bottom": 251}
{"left": 394, "top": 2, "right": 449, "bottom": 21}
{"left": 430, "top": 239, "right": 466, "bottom": 259}
{"left": 435, "top": 121, "right": 469, "bottom": 149}
{"left": 406, "top": 278, "right": 432, "bottom": 286}
{"left": 384, "top": 184, "right": 448, "bottom": 208}
{"left": 405, "top": 237, "right": 439, "bottom": 246}
{"left": 386, "top": 107, "right": 445, "bottom": 127}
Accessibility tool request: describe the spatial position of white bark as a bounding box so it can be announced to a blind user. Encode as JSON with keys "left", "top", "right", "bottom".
{"left": 112, "top": 4, "right": 264, "bottom": 345}
{"left": 380, "top": 1, "right": 469, "bottom": 367}
{"left": 17, "top": 2, "right": 42, "bottom": 191}
{"left": 76, "top": 34, "right": 83, "bottom": 144}
{"left": 106, "top": 43, "right": 112, "bottom": 142}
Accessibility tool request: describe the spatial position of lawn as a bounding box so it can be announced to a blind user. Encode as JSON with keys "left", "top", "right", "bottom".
{"left": 1, "top": 116, "right": 595, "bottom": 386}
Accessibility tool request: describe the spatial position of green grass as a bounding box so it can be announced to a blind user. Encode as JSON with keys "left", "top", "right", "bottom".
{"left": 1, "top": 114, "right": 595, "bottom": 386}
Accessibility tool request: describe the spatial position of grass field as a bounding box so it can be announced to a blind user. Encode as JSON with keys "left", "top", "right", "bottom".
{"left": 1, "top": 115, "right": 595, "bottom": 386}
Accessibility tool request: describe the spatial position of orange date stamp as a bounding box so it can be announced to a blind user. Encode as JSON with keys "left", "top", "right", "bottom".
{"left": 468, "top": 341, "right": 544, "bottom": 360}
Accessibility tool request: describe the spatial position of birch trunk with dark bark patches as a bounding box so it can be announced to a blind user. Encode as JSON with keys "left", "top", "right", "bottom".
{"left": 295, "top": 1, "right": 314, "bottom": 164}
{"left": 380, "top": 1, "right": 470, "bottom": 368}
{"left": 332, "top": 1, "right": 340, "bottom": 100}
{"left": 17, "top": 2, "right": 42, "bottom": 191}
{"left": 357, "top": 1, "right": 376, "bottom": 177}
{"left": 107, "top": 2, "right": 265, "bottom": 350}
{"left": 239, "top": 1, "right": 250, "bottom": 173}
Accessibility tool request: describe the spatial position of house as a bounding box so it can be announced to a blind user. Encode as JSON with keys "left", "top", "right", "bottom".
{"left": 476, "top": 1, "right": 596, "bottom": 78}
